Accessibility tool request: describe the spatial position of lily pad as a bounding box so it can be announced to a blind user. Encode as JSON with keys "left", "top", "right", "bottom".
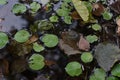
{"left": 65, "top": 61, "right": 82, "bottom": 77}
{"left": 0, "top": 32, "right": 8, "bottom": 49}
{"left": 29, "top": 54, "right": 45, "bottom": 70}
{"left": 49, "top": 15, "right": 58, "bottom": 22}
{"left": 91, "top": 24, "right": 101, "bottom": 31}
{"left": 12, "top": 4, "right": 27, "bottom": 14}
{"left": 41, "top": 34, "right": 59, "bottom": 47}
{"left": 0, "top": 0, "right": 7, "bottom": 5}
{"left": 94, "top": 43, "right": 120, "bottom": 71}
{"left": 33, "top": 42, "right": 44, "bottom": 52}
{"left": 86, "top": 35, "right": 98, "bottom": 43}
{"left": 30, "top": 2, "right": 41, "bottom": 13}
{"left": 111, "top": 64, "right": 120, "bottom": 77}
{"left": 14, "top": 30, "right": 30, "bottom": 43}
{"left": 81, "top": 52, "right": 93, "bottom": 63}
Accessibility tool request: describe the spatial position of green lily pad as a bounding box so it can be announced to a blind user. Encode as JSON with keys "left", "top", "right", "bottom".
{"left": 64, "top": 16, "right": 72, "bottom": 24}
{"left": 29, "top": 54, "right": 45, "bottom": 70}
{"left": 14, "top": 30, "right": 30, "bottom": 43}
{"left": 111, "top": 64, "right": 120, "bottom": 77}
{"left": 0, "top": 0, "right": 7, "bottom": 5}
{"left": 12, "top": 4, "right": 27, "bottom": 14}
{"left": 49, "top": 15, "right": 58, "bottom": 22}
{"left": 33, "top": 42, "right": 44, "bottom": 52}
{"left": 41, "top": 34, "right": 59, "bottom": 47}
{"left": 81, "top": 52, "right": 93, "bottom": 63}
{"left": 0, "top": 32, "right": 8, "bottom": 49}
{"left": 30, "top": 2, "right": 41, "bottom": 13}
{"left": 91, "top": 24, "right": 101, "bottom": 31}
{"left": 89, "top": 68, "right": 106, "bottom": 80}
{"left": 102, "top": 11, "right": 112, "bottom": 20}
{"left": 65, "top": 61, "right": 82, "bottom": 77}
{"left": 86, "top": 35, "right": 98, "bottom": 43}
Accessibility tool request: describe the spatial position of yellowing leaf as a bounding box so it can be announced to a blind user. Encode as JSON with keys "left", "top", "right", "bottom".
{"left": 72, "top": 0, "right": 89, "bottom": 21}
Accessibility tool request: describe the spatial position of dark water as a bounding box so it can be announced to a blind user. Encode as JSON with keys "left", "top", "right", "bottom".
{"left": 0, "top": 0, "right": 28, "bottom": 32}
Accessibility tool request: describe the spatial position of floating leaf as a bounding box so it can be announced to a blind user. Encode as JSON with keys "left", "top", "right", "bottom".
{"left": 29, "top": 54, "right": 45, "bottom": 70}
{"left": 64, "top": 16, "right": 72, "bottom": 24}
{"left": 102, "top": 11, "right": 112, "bottom": 20}
{"left": 86, "top": 35, "right": 98, "bottom": 43}
{"left": 65, "top": 61, "right": 82, "bottom": 77}
{"left": 56, "top": 9, "right": 69, "bottom": 17}
{"left": 30, "top": 2, "right": 41, "bottom": 13}
{"left": 0, "top": 0, "right": 7, "bottom": 5}
{"left": 33, "top": 42, "right": 44, "bottom": 52}
{"left": 89, "top": 68, "right": 106, "bottom": 80}
{"left": 72, "top": 0, "right": 89, "bottom": 21}
{"left": 14, "top": 30, "right": 30, "bottom": 43}
{"left": 94, "top": 43, "right": 120, "bottom": 71}
{"left": 0, "top": 32, "right": 8, "bottom": 49}
{"left": 106, "top": 76, "right": 119, "bottom": 80}
{"left": 111, "top": 64, "right": 120, "bottom": 77}
{"left": 41, "top": 34, "right": 59, "bottom": 47}
{"left": 91, "top": 24, "right": 101, "bottom": 31}
{"left": 49, "top": 15, "right": 58, "bottom": 22}
{"left": 81, "top": 52, "right": 93, "bottom": 63}
{"left": 12, "top": 4, "right": 27, "bottom": 14}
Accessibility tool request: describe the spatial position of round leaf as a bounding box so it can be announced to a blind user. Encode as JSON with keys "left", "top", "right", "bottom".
{"left": 33, "top": 42, "right": 44, "bottom": 52}
{"left": 91, "top": 24, "right": 101, "bottom": 31}
{"left": 30, "top": 2, "right": 41, "bottom": 13}
{"left": 49, "top": 15, "right": 58, "bottom": 22}
{"left": 29, "top": 54, "right": 45, "bottom": 70}
{"left": 81, "top": 52, "right": 93, "bottom": 63}
{"left": 12, "top": 4, "right": 27, "bottom": 14}
{"left": 102, "top": 11, "right": 112, "bottom": 20}
{"left": 0, "top": 32, "right": 8, "bottom": 49}
{"left": 14, "top": 30, "right": 30, "bottom": 43}
{"left": 86, "top": 35, "right": 98, "bottom": 43}
{"left": 65, "top": 61, "right": 82, "bottom": 77}
{"left": 41, "top": 34, "right": 59, "bottom": 47}
{"left": 0, "top": 0, "right": 7, "bottom": 5}
{"left": 111, "top": 64, "right": 120, "bottom": 77}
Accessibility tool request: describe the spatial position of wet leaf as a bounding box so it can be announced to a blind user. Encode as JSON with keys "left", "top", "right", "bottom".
{"left": 0, "top": 32, "right": 8, "bottom": 49}
{"left": 111, "top": 64, "right": 120, "bottom": 77}
{"left": 77, "top": 35, "right": 90, "bottom": 51}
{"left": 94, "top": 43, "right": 120, "bottom": 71}
{"left": 72, "top": 0, "right": 89, "bottom": 21}
{"left": 89, "top": 68, "right": 106, "bottom": 80}
{"left": 106, "top": 76, "right": 119, "bottom": 80}
{"left": 14, "top": 30, "right": 30, "bottom": 43}
{"left": 8, "top": 40, "right": 32, "bottom": 56}
{"left": 92, "top": 3, "right": 104, "bottom": 16}
{"left": 81, "top": 52, "right": 93, "bottom": 63}
{"left": 33, "top": 42, "right": 44, "bottom": 52}
{"left": 29, "top": 54, "right": 45, "bottom": 70}
{"left": 30, "top": 2, "right": 41, "bottom": 13}
{"left": 59, "top": 39, "right": 81, "bottom": 56}
{"left": 102, "top": 11, "right": 112, "bottom": 20}
{"left": 86, "top": 35, "right": 98, "bottom": 43}
{"left": 0, "top": 0, "right": 7, "bottom": 5}
{"left": 65, "top": 61, "right": 82, "bottom": 77}
{"left": 41, "top": 34, "right": 59, "bottom": 48}
{"left": 12, "top": 4, "right": 27, "bottom": 14}
{"left": 91, "top": 24, "right": 101, "bottom": 31}
{"left": 49, "top": 15, "right": 58, "bottom": 22}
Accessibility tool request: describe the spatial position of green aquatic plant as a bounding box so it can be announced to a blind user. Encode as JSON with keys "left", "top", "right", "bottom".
{"left": 86, "top": 35, "right": 98, "bottom": 43}
{"left": 111, "top": 64, "right": 120, "bottom": 77}
{"left": 0, "top": 32, "right": 9, "bottom": 49}
{"left": 12, "top": 4, "right": 27, "bottom": 14}
{"left": 89, "top": 68, "right": 106, "bottom": 80}
{"left": 0, "top": 0, "right": 7, "bottom": 5}
{"left": 102, "top": 11, "right": 112, "bottom": 20}
{"left": 29, "top": 54, "right": 45, "bottom": 70}
{"left": 49, "top": 15, "right": 59, "bottom": 22}
{"left": 14, "top": 30, "right": 30, "bottom": 43}
{"left": 41, "top": 34, "right": 59, "bottom": 48}
{"left": 81, "top": 52, "right": 93, "bottom": 63}
{"left": 65, "top": 61, "right": 82, "bottom": 77}
{"left": 106, "top": 76, "right": 119, "bottom": 80}
{"left": 30, "top": 2, "right": 41, "bottom": 13}
{"left": 33, "top": 42, "right": 44, "bottom": 52}
{"left": 91, "top": 24, "right": 101, "bottom": 31}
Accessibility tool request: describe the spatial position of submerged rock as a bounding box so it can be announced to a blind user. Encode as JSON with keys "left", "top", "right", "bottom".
{"left": 94, "top": 43, "right": 120, "bottom": 71}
